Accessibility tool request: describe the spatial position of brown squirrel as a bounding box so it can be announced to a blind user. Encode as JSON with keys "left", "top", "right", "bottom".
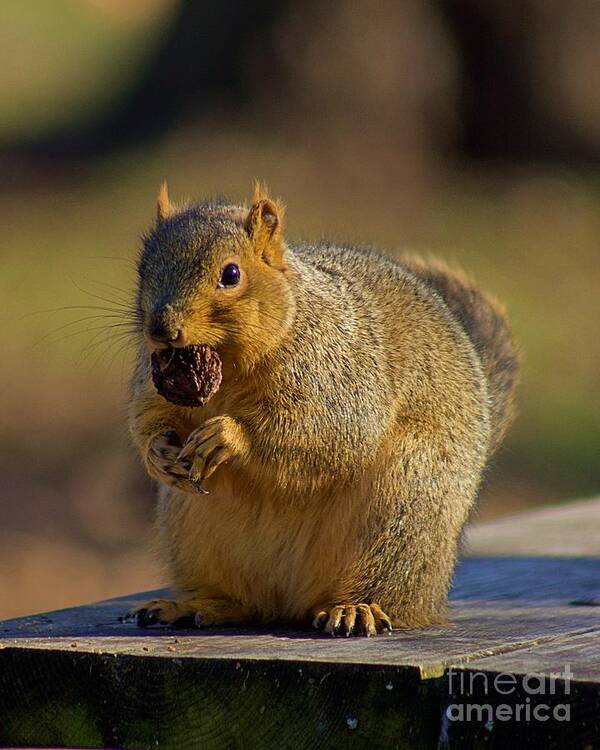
{"left": 124, "top": 182, "right": 518, "bottom": 635}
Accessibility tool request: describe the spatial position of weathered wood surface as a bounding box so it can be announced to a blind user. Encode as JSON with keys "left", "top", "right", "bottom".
{"left": 0, "top": 497, "right": 599, "bottom": 749}
{"left": 1, "top": 558, "right": 600, "bottom": 671}
{"left": 464, "top": 496, "right": 600, "bottom": 557}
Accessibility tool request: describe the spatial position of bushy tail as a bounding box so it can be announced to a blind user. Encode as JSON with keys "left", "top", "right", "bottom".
{"left": 403, "top": 256, "right": 519, "bottom": 454}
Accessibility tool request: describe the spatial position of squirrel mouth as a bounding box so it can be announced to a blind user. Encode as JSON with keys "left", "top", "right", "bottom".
{"left": 151, "top": 344, "right": 223, "bottom": 407}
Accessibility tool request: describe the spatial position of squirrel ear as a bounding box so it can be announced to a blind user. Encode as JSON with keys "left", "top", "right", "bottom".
{"left": 244, "top": 181, "right": 285, "bottom": 267}
{"left": 156, "top": 180, "right": 174, "bottom": 224}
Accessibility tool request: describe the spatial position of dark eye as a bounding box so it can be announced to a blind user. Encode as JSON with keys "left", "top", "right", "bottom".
{"left": 218, "top": 263, "right": 241, "bottom": 288}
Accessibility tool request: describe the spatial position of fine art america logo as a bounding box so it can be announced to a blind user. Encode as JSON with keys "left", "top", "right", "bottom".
{"left": 445, "top": 665, "right": 573, "bottom": 723}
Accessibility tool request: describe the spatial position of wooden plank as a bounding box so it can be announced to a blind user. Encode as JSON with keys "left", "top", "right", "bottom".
{"left": 0, "top": 558, "right": 599, "bottom": 672}
{"left": 2, "top": 643, "right": 598, "bottom": 749}
{"left": 447, "top": 499, "right": 600, "bottom": 749}
{"left": 463, "top": 496, "right": 600, "bottom": 557}
{"left": 439, "top": 630, "right": 600, "bottom": 749}
{"left": 1, "top": 498, "right": 600, "bottom": 748}
{"left": 439, "top": 657, "right": 600, "bottom": 748}
{"left": 453, "top": 556, "right": 600, "bottom": 604}
{"left": 460, "top": 629, "right": 600, "bottom": 683}
{"left": 0, "top": 648, "right": 443, "bottom": 749}
{"left": 0, "top": 556, "right": 599, "bottom": 672}
{"left": 0, "top": 603, "right": 598, "bottom": 673}
{"left": 0, "top": 558, "right": 600, "bottom": 748}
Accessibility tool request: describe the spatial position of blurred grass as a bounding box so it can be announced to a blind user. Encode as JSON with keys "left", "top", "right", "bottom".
{"left": 0, "top": 0, "right": 176, "bottom": 144}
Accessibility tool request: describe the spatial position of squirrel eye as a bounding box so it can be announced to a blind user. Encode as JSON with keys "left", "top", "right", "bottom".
{"left": 218, "top": 263, "right": 241, "bottom": 288}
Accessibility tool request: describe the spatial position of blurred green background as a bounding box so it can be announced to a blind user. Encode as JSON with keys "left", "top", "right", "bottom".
{"left": 0, "top": 0, "right": 598, "bottom": 618}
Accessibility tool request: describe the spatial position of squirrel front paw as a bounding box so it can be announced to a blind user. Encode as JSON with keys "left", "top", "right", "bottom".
{"left": 176, "top": 416, "right": 249, "bottom": 488}
{"left": 145, "top": 430, "right": 203, "bottom": 494}
{"left": 312, "top": 603, "right": 393, "bottom": 637}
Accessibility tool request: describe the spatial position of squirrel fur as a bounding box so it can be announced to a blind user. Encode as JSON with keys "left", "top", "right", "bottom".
{"left": 125, "top": 182, "right": 518, "bottom": 635}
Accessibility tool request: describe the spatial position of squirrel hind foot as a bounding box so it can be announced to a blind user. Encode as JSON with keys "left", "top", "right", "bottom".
{"left": 121, "top": 597, "right": 249, "bottom": 629}
{"left": 312, "top": 603, "right": 393, "bottom": 637}
{"left": 121, "top": 598, "right": 196, "bottom": 628}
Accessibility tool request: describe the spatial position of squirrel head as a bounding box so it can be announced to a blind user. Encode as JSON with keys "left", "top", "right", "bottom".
{"left": 137, "top": 181, "right": 295, "bottom": 370}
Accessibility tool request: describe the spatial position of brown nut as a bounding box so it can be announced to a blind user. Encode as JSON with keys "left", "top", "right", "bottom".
{"left": 151, "top": 344, "right": 222, "bottom": 407}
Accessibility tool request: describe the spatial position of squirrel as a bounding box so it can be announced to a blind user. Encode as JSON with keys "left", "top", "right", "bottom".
{"left": 124, "top": 182, "right": 518, "bottom": 635}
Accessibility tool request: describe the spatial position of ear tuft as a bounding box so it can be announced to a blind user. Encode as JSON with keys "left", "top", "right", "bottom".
{"left": 156, "top": 180, "right": 174, "bottom": 223}
{"left": 251, "top": 179, "right": 269, "bottom": 205}
{"left": 245, "top": 181, "right": 286, "bottom": 266}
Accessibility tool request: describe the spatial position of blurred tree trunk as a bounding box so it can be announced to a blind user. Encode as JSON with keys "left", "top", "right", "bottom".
{"left": 441, "top": 0, "right": 600, "bottom": 163}
{"left": 18, "top": 0, "right": 288, "bottom": 158}
{"left": 6, "top": 0, "right": 600, "bottom": 165}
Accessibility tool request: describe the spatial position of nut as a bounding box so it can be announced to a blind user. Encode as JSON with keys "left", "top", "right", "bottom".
{"left": 151, "top": 344, "right": 222, "bottom": 407}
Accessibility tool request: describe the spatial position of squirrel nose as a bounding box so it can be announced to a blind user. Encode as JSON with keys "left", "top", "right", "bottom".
{"left": 149, "top": 321, "right": 181, "bottom": 344}
{"left": 148, "top": 307, "right": 182, "bottom": 346}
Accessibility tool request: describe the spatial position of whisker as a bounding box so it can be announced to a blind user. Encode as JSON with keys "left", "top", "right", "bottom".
{"left": 36, "top": 322, "right": 139, "bottom": 350}
{"left": 96, "top": 336, "right": 137, "bottom": 379}
{"left": 93, "top": 254, "right": 137, "bottom": 270}
{"left": 68, "top": 276, "right": 138, "bottom": 312}
{"left": 79, "top": 328, "right": 134, "bottom": 366}
{"left": 77, "top": 276, "right": 134, "bottom": 304}
{"left": 78, "top": 327, "right": 138, "bottom": 367}
{"left": 23, "top": 305, "right": 140, "bottom": 321}
{"left": 32, "top": 315, "right": 137, "bottom": 348}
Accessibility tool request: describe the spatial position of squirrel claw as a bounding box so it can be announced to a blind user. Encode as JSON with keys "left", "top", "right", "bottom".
{"left": 146, "top": 430, "right": 201, "bottom": 494}
{"left": 178, "top": 416, "right": 245, "bottom": 488}
{"left": 135, "top": 608, "right": 158, "bottom": 628}
{"left": 312, "top": 603, "right": 393, "bottom": 637}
